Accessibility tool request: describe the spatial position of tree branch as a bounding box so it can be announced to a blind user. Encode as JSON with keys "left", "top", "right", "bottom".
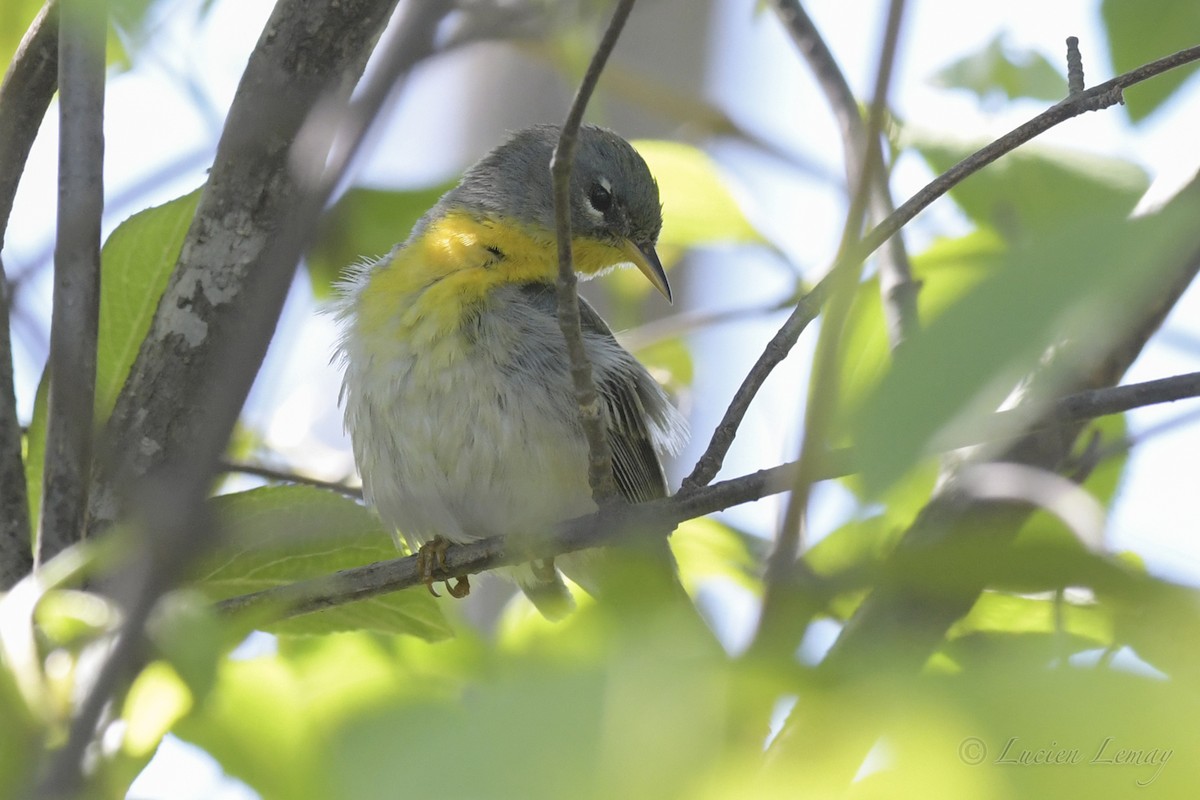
{"left": 213, "top": 365, "right": 1200, "bottom": 622}
{"left": 550, "top": 0, "right": 638, "bottom": 505}
{"left": 763, "top": 0, "right": 907, "bottom": 631}
{"left": 0, "top": 0, "right": 59, "bottom": 586}
{"left": 681, "top": 278, "right": 826, "bottom": 491}
{"left": 37, "top": 0, "right": 104, "bottom": 564}
{"left": 859, "top": 42, "right": 1200, "bottom": 261}
{"left": 771, "top": 0, "right": 919, "bottom": 348}
{"left": 219, "top": 460, "right": 362, "bottom": 499}
{"left": 766, "top": 205, "right": 1200, "bottom": 789}
{"left": 41, "top": 0, "right": 447, "bottom": 792}
{"left": 684, "top": 38, "right": 1200, "bottom": 495}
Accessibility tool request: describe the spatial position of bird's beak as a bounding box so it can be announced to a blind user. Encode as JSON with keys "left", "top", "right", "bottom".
{"left": 620, "top": 238, "right": 672, "bottom": 303}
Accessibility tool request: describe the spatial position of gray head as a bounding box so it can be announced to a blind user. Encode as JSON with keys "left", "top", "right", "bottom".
{"left": 440, "top": 124, "right": 669, "bottom": 298}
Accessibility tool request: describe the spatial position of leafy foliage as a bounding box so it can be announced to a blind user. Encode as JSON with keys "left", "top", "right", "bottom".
{"left": 930, "top": 33, "right": 1067, "bottom": 104}
{"left": 5, "top": 4, "right": 1200, "bottom": 799}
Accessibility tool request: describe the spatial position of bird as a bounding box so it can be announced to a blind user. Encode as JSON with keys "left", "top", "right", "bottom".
{"left": 334, "top": 123, "right": 687, "bottom": 619}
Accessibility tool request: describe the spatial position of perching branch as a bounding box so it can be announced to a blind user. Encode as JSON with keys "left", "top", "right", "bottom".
{"left": 214, "top": 366, "right": 1200, "bottom": 621}
{"left": 0, "top": 0, "right": 59, "bottom": 586}
{"left": 37, "top": 0, "right": 104, "bottom": 564}
{"left": 550, "top": 0, "right": 638, "bottom": 505}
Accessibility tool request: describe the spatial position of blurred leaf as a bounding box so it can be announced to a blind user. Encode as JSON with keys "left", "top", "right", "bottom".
{"left": 1102, "top": 0, "right": 1200, "bottom": 121}
{"left": 948, "top": 591, "right": 1112, "bottom": 646}
{"left": 0, "top": 652, "right": 40, "bottom": 798}
{"left": 633, "top": 139, "right": 765, "bottom": 257}
{"left": 633, "top": 335, "right": 693, "bottom": 389}
{"left": 23, "top": 375, "right": 48, "bottom": 549}
{"left": 327, "top": 625, "right": 731, "bottom": 800}
{"left": 100, "top": 661, "right": 191, "bottom": 797}
{"left": 840, "top": 230, "right": 1005, "bottom": 419}
{"left": 148, "top": 591, "right": 228, "bottom": 702}
{"left": 33, "top": 589, "right": 118, "bottom": 647}
{"left": 0, "top": 0, "right": 44, "bottom": 76}
{"left": 177, "top": 632, "right": 425, "bottom": 800}
{"left": 307, "top": 184, "right": 450, "bottom": 299}
{"left": 930, "top": 33, "right": 1066, "bottom": 103}
{"left": 97, "top": 189, "right": 202, "bottom": 422}
{"left": 199, "top": 485, "right": 451, "bottom": 640}
{"left": 853, "top": 187, "right": 1200, "bottom": 496}
{"left": 907, "top": 132, "right": 1148, "bottom": 240}
{"left": 671, "top": 517, "right": 762, "bottom": 594}
{"left": 805, "top": 515, "right": 902, "bottom": 619}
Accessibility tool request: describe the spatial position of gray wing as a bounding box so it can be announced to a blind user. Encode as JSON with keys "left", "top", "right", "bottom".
{"left": 510, "top": 283, "right": 672, "bottom": 504}
{"left": 577, "top": 298, "right": 671, "bottom": 504}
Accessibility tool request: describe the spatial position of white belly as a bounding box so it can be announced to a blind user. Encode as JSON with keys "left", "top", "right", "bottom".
{"left": 342, "top": 319, "right": 595, "bottom": 552}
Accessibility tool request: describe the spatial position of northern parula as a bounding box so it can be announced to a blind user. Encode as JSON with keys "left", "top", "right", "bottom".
{"left": 335, "top": 124, "right": 686, "bottom": 618}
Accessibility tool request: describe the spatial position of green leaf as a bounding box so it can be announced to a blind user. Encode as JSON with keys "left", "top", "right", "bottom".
{"left": 930, "top": 33, "right": 1067, "bottom": 103}
{"left": 96, "top": 189, "right": 202, "bottom": 423}
{"left": 308, "top": 184, "right": 451, "bottom": 299}
{"left": 852, "top": 187, "right": 1200, "bottom": 496}
{"left": 23, "top": 375, "right": 48, "bottom": 536}
{"left": 839, "top": 229, "right": 1004, "bottom": 419}
{"left": 947, "top": 591, "right": 1112, "bottom": 646}
{"left": 0, "top": 655, "right": 40, "bottom": 799}
{"left": 633, "top": 139, "right": 764, "bottom": 257}
{"left": 1102, "top": 0, "right": 1200, "bottom": 121}
{"left": 671, "top": 518, "right": 763, "bottom": 594}
{"left": 908, "top": 132, "right": 1149, "bottom": 240}
{"left": 633, "top": 335, "right": 693, "bottom": 390}
{"left": 199, "top": 485, "right": 451, "bottom": 640}
{"left": 176, "top": 633, "right": 427, "bottom": 800}
{"left": 0, "top": 0, "right": 44, "bottom": 76}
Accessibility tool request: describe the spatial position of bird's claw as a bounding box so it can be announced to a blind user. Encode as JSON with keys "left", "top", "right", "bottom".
{"left": 416, "top": 537, "right": 471, "bottom": 599}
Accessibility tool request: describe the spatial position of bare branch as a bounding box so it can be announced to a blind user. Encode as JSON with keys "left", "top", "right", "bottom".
{"left": 0, "top": 0, "right": 59, "bottom": 586}
{"left": 681, "top": 279, "right": 826, "bottom": 491}
{"left": 37, "top": 0, "right": 104, "bottom": 564}
{"left": 684, "top": 38, "right": 1200, "bottom": 497}
{"left": 771, "top": 0, "right": 918, "bottom": 347}
{"left": 763, "top": 0, "right": 908, "bottom": 635}
{"left": 219, "top": 460, "right": 362, "bottom": 499}
{"left": 860, "top": 42, "right": 1200, "bottom": 261}
{"left": 550, "top": 0, "right": 638, "bottom": 505}
{"left": 1066, "top": 36, "right": 1085, "bottom": 95}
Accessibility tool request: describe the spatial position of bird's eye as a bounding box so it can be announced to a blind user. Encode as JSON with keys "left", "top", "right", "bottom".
{"left": 588, "top": 181, "right": 612, "bottom": 213}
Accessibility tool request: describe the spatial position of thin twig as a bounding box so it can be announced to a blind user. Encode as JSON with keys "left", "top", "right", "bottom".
{"left": 37, "top": 0, "right": 104, "bottom": 565}
{"left": 550, "top": 0, "right": 638, "bottom": 504}
{"left": 218, "top": 460, "right": 362, "bottom": 499}
{"left": 763, "top": 0, "right": 908, "bottom": 636}
{"left": 1066, "top": 36, "right": 1085, "bottom": 95}
{"left": 771, "top": 0, "right": 918, "bottom": 348}
{"left": 681, "top": 278, "right": 826, "bottom": 491}
{"left": 859, "top": 43, "right": 1200, "bottom": 262}
{"left": 0, "top": 0, "right": 59, "bottom": 586}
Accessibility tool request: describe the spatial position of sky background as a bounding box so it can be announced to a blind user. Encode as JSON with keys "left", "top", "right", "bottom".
{"left": 3, "top": 0, "right": 1199, "bottom": 796}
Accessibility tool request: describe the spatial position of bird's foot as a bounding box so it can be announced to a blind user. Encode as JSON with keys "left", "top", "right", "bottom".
{"left": 416, "top": 537, "right": 471, "bottom": 599}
